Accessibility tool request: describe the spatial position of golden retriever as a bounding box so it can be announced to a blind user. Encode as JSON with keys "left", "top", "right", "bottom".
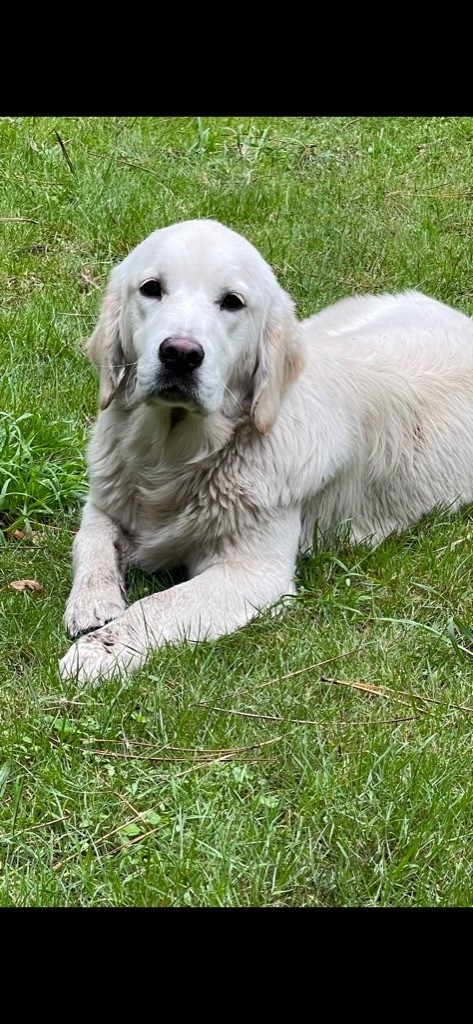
{"left": 59, "top": 218, "right": 473, "bottom": 683}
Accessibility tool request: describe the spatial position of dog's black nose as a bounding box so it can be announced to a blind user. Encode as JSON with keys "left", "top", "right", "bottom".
{"left": 159, "top": 337, "right": 205, "bottom": 374}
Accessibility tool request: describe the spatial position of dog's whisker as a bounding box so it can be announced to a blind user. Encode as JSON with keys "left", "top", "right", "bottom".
{"left": 96, "top": 361, "right": 138, "bottom": 370}
{"left": 223, "top": 384, "right": 244, "bottom": 411}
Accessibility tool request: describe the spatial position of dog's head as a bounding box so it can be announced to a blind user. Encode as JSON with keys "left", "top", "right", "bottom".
{"left": 87, "top": 218, "right": 304, "bottom": 435}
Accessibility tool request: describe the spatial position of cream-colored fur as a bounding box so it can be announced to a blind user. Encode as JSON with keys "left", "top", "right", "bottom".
{"left": 59, "top": 219, "right": 473, "bottom": 683}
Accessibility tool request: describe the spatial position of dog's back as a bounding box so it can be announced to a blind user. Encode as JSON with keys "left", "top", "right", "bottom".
{"left": 297, "top": 290, "right": 473, "bottom": 546}
{"left": 304, "top": 288, "right": 471, "bottom": 339}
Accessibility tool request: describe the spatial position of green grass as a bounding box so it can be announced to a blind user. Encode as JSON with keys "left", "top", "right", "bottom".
{"left": 1, "top": 116, "right": 473, "bottom": 906}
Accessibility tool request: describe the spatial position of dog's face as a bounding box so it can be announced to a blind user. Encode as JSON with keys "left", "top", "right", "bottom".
{"left": 87, "top": 219, "right": 304, "bottom": 434}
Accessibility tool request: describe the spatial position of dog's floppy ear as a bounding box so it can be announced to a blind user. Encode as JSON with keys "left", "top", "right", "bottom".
{"left": 86, "top": 276, "right": 126, "bottom": 410}
{"left": 251, "top": 290, "right": 304, "bottom": 435}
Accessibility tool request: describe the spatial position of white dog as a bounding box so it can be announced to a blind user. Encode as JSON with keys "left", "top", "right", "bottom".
{"left": 59, "top": 218, "right": 473, "bottom": 684}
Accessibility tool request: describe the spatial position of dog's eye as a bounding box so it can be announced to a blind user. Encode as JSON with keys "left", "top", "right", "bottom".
{"left": 140, "top": 279, "right": 163, "bottom": 299}
{"left": 220, "top": 292, "right": 245, "bottom": 311}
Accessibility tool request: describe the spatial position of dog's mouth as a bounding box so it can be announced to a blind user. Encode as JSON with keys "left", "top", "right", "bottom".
{"left": 151, "top": 387, "right": 199, "bottom": 409}
{"left": 130, "top": 365, "right": 207, "bottom": 414}
{"left": 146, "top": 373, "right": 203, "bottom": 412}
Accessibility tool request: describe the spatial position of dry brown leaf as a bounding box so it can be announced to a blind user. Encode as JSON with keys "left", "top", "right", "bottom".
{"left": 9, "top": 579, "right": 44, "bottom": 592}
{"left": 80, "top": 269, "right": 99, "bottom": 292}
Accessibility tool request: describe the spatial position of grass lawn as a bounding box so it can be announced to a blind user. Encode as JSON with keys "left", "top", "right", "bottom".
{"left": 1, "top": 115, "right": 473, "bottom": 906}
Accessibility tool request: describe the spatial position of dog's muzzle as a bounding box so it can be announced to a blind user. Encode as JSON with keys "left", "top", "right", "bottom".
{"left": 143, "top": 336, "right": 205, "bottom": 409}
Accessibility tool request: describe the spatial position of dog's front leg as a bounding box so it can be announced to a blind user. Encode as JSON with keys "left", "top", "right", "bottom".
{"left": 63, "top": 500, "right": 131, "bottom": 637}
{"left": 59, "top": 509, "right": 300, "bottom": 685}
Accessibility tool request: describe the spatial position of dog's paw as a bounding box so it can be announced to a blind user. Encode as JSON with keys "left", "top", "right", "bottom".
{"left": 63, "top": 589, "right": 128, "bottom": 638}
{"left": 58, "top": 625, "right": 142, "bottom": 686}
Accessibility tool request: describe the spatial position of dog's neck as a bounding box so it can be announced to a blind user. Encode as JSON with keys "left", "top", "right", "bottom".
{"left": 169, "top": 407, "right": 187, "bottom": 431}
{"left": 166, "top": 403, "right": 253, "bottom": 464}
{"left": 112, "top": 390, "right": 254, "bottom": 466}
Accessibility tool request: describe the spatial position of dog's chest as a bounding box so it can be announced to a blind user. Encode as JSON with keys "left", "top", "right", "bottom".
{"left": 134, "top": 449, "right": 258, "bottom": 568}
{"left": 91, "top": 410, "right": 261, "bottom": 570}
